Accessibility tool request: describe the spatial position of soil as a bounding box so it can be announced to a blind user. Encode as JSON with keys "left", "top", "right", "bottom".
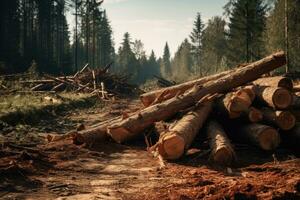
{"left": 0, "top": 98, "right": 299, "bottom": 200}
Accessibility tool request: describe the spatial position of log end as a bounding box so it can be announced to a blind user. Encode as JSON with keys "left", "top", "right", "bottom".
{"left": 277, "top": 111, "right": 296, "bottom": 131}
{"left": 213, "top": 147, "right": 234, "bottom": 166}
{"left": 108, "top": 127, "right": 131, "bottom": 143}
{"left": 273, "top": 88, "right": 292, "bottom": 109}
{"left": 258, "top": 127, "right": 280, "bottom": 151}
{"left": 158, "top": 133, "right": 185, "bottom": 160}
{"left": 248, "top": 107, "right": 263, "bottom": 123}
{"left": 278, "top": 77, "right": 293, "bottom": 91}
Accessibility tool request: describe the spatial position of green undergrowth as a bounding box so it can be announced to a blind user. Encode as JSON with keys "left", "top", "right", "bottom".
{"left": 0, "top": 93, "right": 101, "bottom": 126}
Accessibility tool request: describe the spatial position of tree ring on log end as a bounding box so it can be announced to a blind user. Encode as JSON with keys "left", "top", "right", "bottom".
{"left": 272, "top": 88, "right": 292, "bottom": 109}
{"left": 213, "top": 147, "right": 233, "bottom": 166}
{"left": 277, "top": 111, "right": 296, "bottom": 130}
{"left": 159, "top": 133, "right": 185, "bottom": 160}
{"left": 258, "top": 128, "right": 280, "bottom": 150}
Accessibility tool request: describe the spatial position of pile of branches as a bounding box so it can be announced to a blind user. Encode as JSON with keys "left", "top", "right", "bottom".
{"left": 54, "top": 51, "right": 299, "bottom": 166}
{"left": 12, "top": 63, "right": 142, "bottom": 98}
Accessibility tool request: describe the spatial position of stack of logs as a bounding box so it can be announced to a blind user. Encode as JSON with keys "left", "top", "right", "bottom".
{"left": 63, "top": 51, "right": 300, "bottom": 166}
{"left": 19, "top": 63, "right": 141, "bottom": 97}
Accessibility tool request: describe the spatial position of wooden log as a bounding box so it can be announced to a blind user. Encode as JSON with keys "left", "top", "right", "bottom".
{"left": 206, "top": 120, "right": 235, "bottom": 166}
{"left": 261, "top": 107, "right": 296, "bottom": 130}
{"left": 141, "top": 69, "right": 236, "bottom": 107}
{"left": 215, "top": 90, "right": 252, "bottom": 119}
{"left": 51, "top": 83, "right": 65, "bottom": 91}
{"left": 243, "top": 107, "right": 263, "bottom": 123}
{"left": 292, "top": 94, "right": 300, "bottom": 109}
{"left": 253, "top": 76, "right": 293, "bottom": 91}
{"left": 107, "top": 52, "right": 286, "bottom": 143}
{"left": 236, "top": 124, "right": 280, "bottom": 151}
{"left": 156, "top": 101, "right": 213, "bottom": 160}
{"left": 254, "top": 86, "right": 292, "bottom": 109}
{"left": 241, "top": 85, "right": 256, "bottom": 102}
{"left": 31, "top": 83, "right": 45, "bottom": 91}
{"left": 281, "top": 124, "right": 300, "bottom": 156}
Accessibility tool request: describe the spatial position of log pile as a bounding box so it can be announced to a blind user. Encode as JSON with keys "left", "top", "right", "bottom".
{"left": 56, "top": 51, "right": 299, "bottom": 166}
{"left": 5, "top": 63, "right": 141, "bottom": 97}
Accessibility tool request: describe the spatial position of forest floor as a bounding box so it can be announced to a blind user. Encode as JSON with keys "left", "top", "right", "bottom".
{"left": 0, "top": 94, "right": 299, "bottom": 200}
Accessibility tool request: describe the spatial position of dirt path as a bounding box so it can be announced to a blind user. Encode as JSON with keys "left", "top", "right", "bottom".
{"left": 1, "top": 98, "right": 300, "bottom": 200}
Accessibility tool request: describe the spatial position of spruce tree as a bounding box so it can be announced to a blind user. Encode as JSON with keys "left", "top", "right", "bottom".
{"left": 226, "top": 0, "right": 267, "bottom": 67}
{"left": 201, "top": 16, "right": 227, "bottom": 74}
{"left": 190, "top": 12, "right": 204, "bottom": 76}
{"left": 161, "top": 42, "right": 171, "bottom": 77}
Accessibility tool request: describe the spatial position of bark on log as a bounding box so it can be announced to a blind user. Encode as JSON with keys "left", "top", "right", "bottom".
{"left": 140, "top": 70, "right": 235, "bottom": 107}
{"left": 253, "top": 76, "right": 293, "bottom": 91}
{"left": 215, "top": 90, "right": 252, "bottom": 119}
{"left": 156, "top": 101, "right": 213, "bottom": 160}
{"left": 254, "top": 86, "right": 292, "bottom": 109}
{"left": 206, "top": 120, "right": 235, "bottom": 166}
{"left": 261, "top": 107, "right": 296, "bottom": 130}
{"left": 237, "top": 124, "right": 280, "bottom": 151}
{"left": 108, "top": 52, "right": 286, "bottom": 143}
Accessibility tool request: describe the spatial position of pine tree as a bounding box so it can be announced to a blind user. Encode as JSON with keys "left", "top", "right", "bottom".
{"left": 190, "top": 12, "right": 204, "bottom": 76}
{"left": 172, "top": 39, "right": 193, "bottom": 81}
{"left": 201, "top": 16, "right": 227, "bottom": 74}
{"left": 265, "top": 0, "right": 300, "bottom": 73}
{"left": 161, "top": 42, "right": 171, "bottom": 77}
{"left": 117, "top": 32, "right": 139, "bottom": 82}
{"left": 226, "top": 0, "right": 268, "bottom": 67}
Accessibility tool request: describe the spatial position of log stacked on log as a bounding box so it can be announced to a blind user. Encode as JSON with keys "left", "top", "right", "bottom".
{"left": 57, "top": 51, "right": 300, "bottom": 165}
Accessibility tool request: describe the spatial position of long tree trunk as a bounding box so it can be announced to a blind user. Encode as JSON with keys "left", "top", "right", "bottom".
{"left": 107, "top": 52, "right": 286, "bottom": 143}
{"left": 156, "top": 101, "right": 213, "bottom": 160}
{"left": 253, "top": 76, "right": 293, "bottom": 91}
{"left": 140, "top": 69, "right": 237, "bottom": 107}
{"left": 254, "top": 86, "right": 292, "bottom": 109}
{"left": 206, "top": 120, "right": 235, "bottom": 166}
{"left": 261, "top": 107, "right": 296, "bottom": 131}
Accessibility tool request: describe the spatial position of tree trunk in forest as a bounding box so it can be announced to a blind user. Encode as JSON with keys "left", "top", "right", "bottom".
{"left": 253, "top": 76, "right": 293, "bottom": 91}
{"left": 254, "top": 86, "right": 292, "bottom": 109}
{"left": 206, "top": 120, "right": 235, "bottom": 166}
{"left": 261, "top": 107, "right": 296, "bottom": 131}
{"left": 108, "top": 52, "right": 286, "bottom": 143}
{"left": 155, "top": 101, "right": 213, "bottom": 160}
{"left": 236, "top": 124, "right": 280, "bottom": 151}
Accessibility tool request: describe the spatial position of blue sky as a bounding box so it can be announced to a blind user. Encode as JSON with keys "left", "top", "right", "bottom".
{"left": 68, "top": 0, "right": 228, "bottom": 57}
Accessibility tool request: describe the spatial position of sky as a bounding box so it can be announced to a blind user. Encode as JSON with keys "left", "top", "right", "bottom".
{"left": 67, "top": 0, "right": 228, "bottom": 57}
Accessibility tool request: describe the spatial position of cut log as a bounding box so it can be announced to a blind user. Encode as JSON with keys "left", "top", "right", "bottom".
{"left": 292, "top": 94, "right": 300, "bottom": 109}
{"left": 281, "top": 124, "right": 300, "bottom": 156}
{"left": 141, "top": 69, "right": 238, "bottom": 107}
{"left": 253, "top": 76, "right": 293, "bottom": 91}
{"left": 215, "top": 90, "right": 252, "bottom": 119}
{"left": 236, "top": 124, "right": 280, "bottom": 151}
{"left": 206, "top": 120, "right": 235, "bottom": 166}
{"left": 108, "top": 52, "right": 286, "bottom": 143}
{"left": 254, "top": 86, "right": 292, "bottom": 109}
{"left": 241, "top": 85, "right": 256, "bottom": 102}
{"left": 242, "top": 107, "right": 263, "bottom": 123}
{"left": 156, "top": 101, "right": 213, "bottom": 160}
{"left": 261, "top": 107, "right": 296, "bottom": 130}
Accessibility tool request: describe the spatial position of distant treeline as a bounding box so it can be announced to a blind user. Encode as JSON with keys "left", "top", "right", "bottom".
{"left": 0, "top": 0, "right": 300, "bottom": 84}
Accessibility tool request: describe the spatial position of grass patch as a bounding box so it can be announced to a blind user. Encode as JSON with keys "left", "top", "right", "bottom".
{"left": 0, "top": 93, "right": 101, "bottom": 126}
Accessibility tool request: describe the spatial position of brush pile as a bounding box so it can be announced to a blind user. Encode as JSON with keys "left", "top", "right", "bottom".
{"left": 1, "top": 63, "right": 141, "bottom": 98}
{"left": 57, "top": 51, "right": 299, "bottom": 166}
